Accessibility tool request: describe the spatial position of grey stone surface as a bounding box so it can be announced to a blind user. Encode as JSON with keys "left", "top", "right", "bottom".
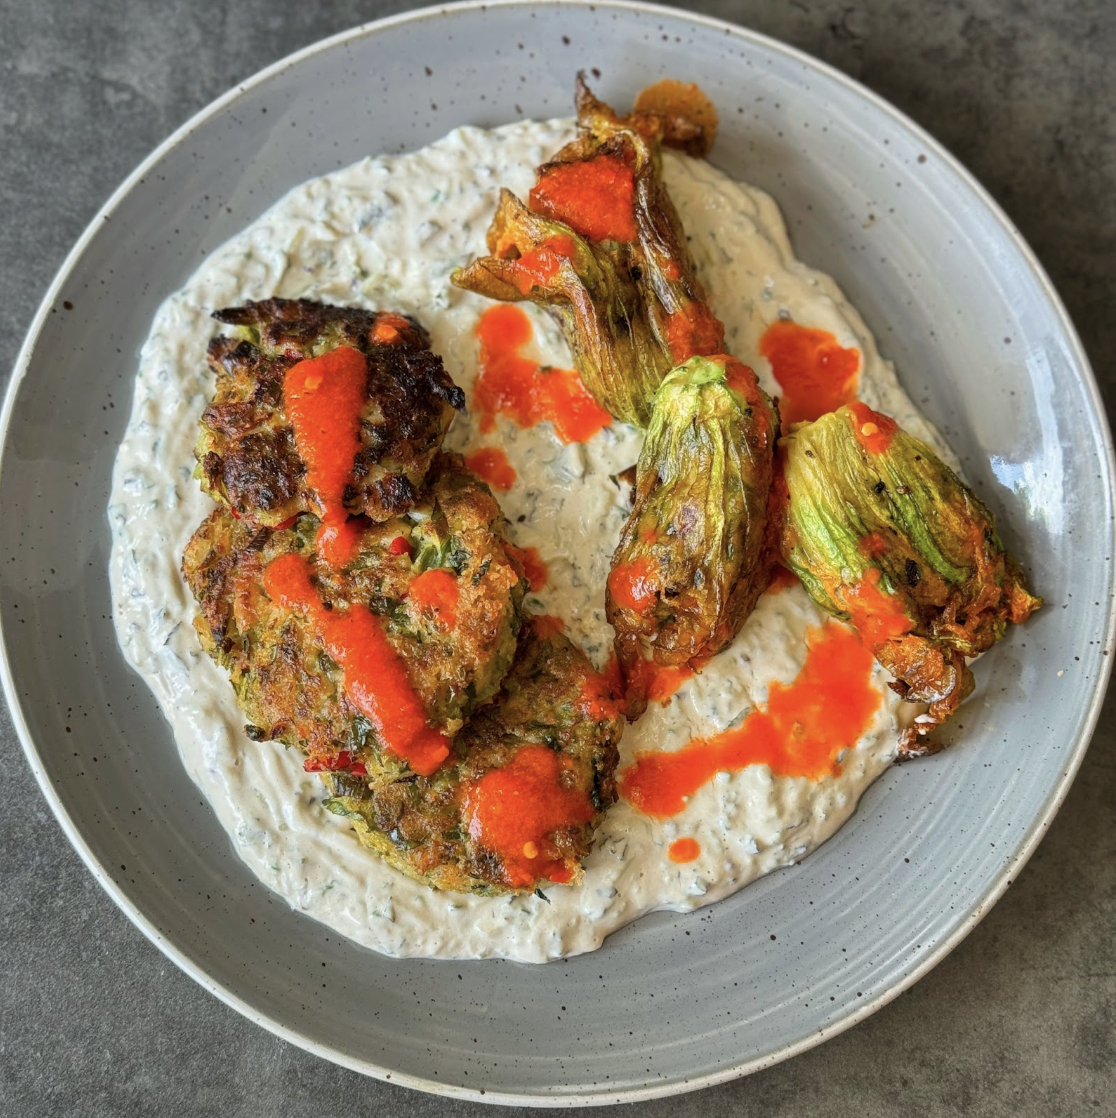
{"left": 0, "top": 0, "right": 1112, "bottom": 1114}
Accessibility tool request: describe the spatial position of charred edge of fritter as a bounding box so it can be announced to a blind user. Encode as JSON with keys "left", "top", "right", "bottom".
{"left": 352, "top": 346, "right": 469, "bottom": 482}
{"left": 211, "top": 297, "right": 431, "bottom": 352}
{"left": 200, "top": 431, "right": 306, "bottom": 518}
{"left": 181, "top": 509, "right": 271, "bottom": 656}
{"left": 199, "top": 301, "right": 465, "bottom": 523}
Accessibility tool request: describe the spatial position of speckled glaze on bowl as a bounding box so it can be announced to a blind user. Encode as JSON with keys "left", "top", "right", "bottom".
{"left": 1, "top": 0, "right": 1112, "bottom": 1105}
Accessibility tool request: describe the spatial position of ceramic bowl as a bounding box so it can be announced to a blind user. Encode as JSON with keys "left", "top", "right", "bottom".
{"left": 2, "top": 0, "right": 1112, "bottom": 1105}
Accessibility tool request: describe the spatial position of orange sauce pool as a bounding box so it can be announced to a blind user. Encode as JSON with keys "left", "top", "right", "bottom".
{"left": 837, "top": 566, "right": 914, "bottom": 646}
{"left": 846, "top": 400, "right": 898, "bottom": 454}
{"left": 460, "top": 745, "right": 596, "bottom": 889}
{"left": 668, "top": 837, "right": 701, "bottom": 863}
{"left": 407, "top": 568, "right": 460, "bottom": 630}
{"left": 603, "top": 654, "right": 692, "bottom": 715}
{"left": 765, "top": 565, "right": 801, "bottom": 595}
{"left": 529, "top": 154, "right": 638, "bottom": 243}
{"left": 664, "top": 301, "right": 725, "bottom": 364}
{"left": 504, "top": 543, "right": 548, "bottom": 592}
{"left": 577, "top": 666, "right": 623, "bottom": 723}
{"left": 263, "top": 553, "right": 450, "bottom": 776}
{"left": 619, "top": 623, "right": 880, "bottom": 816}
{"left": 283, "top": 346, "right": 368, "bottom": 566}
{"left": 464, "top": 446, "right": 517, "bottom": 491}
{"left": 607, "top": 556, "right": 658, "bottom": 614}
{"left": 759, "top": 319, "right": 860, "bottom": 428}
{"left": 500, "top": 234, "right": 577, "bottom": 296}
{"left": 474, "top": 305, "right": 611, "bottom": 444}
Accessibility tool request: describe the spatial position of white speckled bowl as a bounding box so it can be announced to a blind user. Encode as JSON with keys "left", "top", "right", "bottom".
{"left": 2, "top": 0, "right": 1112, "bottom": 1105}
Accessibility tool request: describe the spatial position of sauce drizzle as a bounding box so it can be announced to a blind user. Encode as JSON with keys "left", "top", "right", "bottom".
{"left": 464, "top": 446, "right": 517, "bottom": 491}
{"left": 474, "top": 305, "right": 611, "bottom": 444}
{"left": 837, "top": 566, "right": 914, "bottom": 645}
{"left": 846, "top": 400, "right": 898, "bottom": 454}
{"left": 283, "top": 345, "right": 368, "bottom": 566}
{"left": 765, "top": 565, "right": 801, "bottom": 596}
{"left": 607, "top": 556, "right": 658, "bottom": 614}
{"left": 461, "top": 745, "right": 596, "bottom": 889}
{"left": 505, "top": 543, "right": 548, "bottom": 592}
{"left": 759, "top": 320, "right": 860, "bottom": 428}
{"left": 619, "top": 623, "right": 880, "bottom": 816}
{"left": 529, "top": 155, "right": 638, "bottom": 243}
{"left": 263, "top": 552, "right": 450, "bottom": 776}
{"left": 664, "top": 301, "right": 725, "bottom": 364}
{"left": 407, "top": 568, "right": 460, "bottom": 630}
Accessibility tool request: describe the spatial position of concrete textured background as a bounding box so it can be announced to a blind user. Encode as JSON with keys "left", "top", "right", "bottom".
{"left": 1, "top": 0, "right": 1113, "bottom": 1114}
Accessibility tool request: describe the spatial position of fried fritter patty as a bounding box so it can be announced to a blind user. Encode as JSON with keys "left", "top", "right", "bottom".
{"left": 322, "top": 615, "right": 624, "bottom": 895}
{"left": 196, "top": 298, "right": 465, "bottom": 526}
{"left": 181, "top": 454, "right": 526, "bottom": 779}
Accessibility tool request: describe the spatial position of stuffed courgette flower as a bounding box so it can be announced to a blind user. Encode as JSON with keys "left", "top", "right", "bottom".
{"left": 607, "top": 355, "right": 778, "bottom": 715}
{"left": 452, "top": 76, "right": 723, "bottom": 427}
{"left": 780, "top": 402, "right": 1042, "bottom": 757}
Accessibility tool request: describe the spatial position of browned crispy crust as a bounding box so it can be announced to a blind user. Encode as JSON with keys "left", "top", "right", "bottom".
{"left": 323, "top": 616, "right": 623, "bottom": 894}
{"left": 182, "top": 454, "right": 528, "bottom": 773}
{"left": 197, "top": 298, "right": 465, "bottom": 526}
{"left": 182, "top": 484, "right": 623, "bottom": 894}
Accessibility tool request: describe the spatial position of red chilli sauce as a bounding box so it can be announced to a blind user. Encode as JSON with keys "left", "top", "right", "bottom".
{"left": 846, "top": 400, "right": 898, "bottom": 454}
{"left": 619, "top": 623, "right": 880, "bottom": 816}
{"left": 759, "top": 319, "right": 861, "bottom": 428}
{"left": 460, "top": 745, "right": 597, "bottom": 889}
{"left": 407, "top": 568, "right": 460, "bottom": 630}
{"left": 664, "top": 300, "right": 725, "bottom": 364}
{"left": 607, "top": 555, "right": 658, "bottom": 614}
{"left": 529, "top": 155, "right": 638, "bottom": 243}
{"left": 473, "top": 304, "right": 611, "bottom": 444}
{"left": 603, "top": 654, "right": 692, "bottom": 715}
{"left": 282, "top": 345, "right": 368, "bottom": 566}
{"left": 263, "top": 552, "right": 450, "bottom": 777}
{"left": 464, "top": 446, "right": 517, "bottom": 492}
{"left": 502, "top": 234, "right": 577, "bottom": 296}
{"left": 838, "top": 567, "right": 913, "bottom": 646}
{"left": 668, "top": 837, "right": 701, "bottom": 863}
{"left": 504, "top": 542, "right": 548, "bottom": 593}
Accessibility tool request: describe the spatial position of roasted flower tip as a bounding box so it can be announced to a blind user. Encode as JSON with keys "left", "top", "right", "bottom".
{"left": 452, "top": 78, "right": 725, "bottom": 428}
{"left": 607, "top": 355, "right": 778, "bottom": 716}
{"left": 779, "top": 402, "right": 1043, "bottom": 756}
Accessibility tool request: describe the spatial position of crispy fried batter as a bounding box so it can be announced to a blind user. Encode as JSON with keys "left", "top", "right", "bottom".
{"left": 197, "top": 298, "right": 465, "bottom": 526}
{"left": 607, "top": 356, "right": 778, "bottom": 715}
{"left": 780, "top": 405, "right": 1042, "bottom": 756}
{"left": 182, "top": 454, "right": 527, "bottom": 779}
{"left": 322, "top": 616, "right": 623, "bottom": 894}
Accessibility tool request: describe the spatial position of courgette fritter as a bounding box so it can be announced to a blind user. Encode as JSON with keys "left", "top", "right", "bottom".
{"left": 323, "top": 615, "right": 624, "bottom": 895}
{"left": 182, "top": 453, "right": 527, "bottom": 779}
{"left": 196, "top": 298, "right": 465, "bottom": 526}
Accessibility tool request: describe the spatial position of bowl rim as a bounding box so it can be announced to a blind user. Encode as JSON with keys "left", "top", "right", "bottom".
{"left": 3, "top": 0, "right": 1114, "bottom": 1105}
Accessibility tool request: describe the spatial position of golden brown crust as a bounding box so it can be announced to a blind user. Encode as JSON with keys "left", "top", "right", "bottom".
{"left": 323, "top": 616, "right": 624, "bottom": 895}
{"left": 182, "top": 455, "right": 527, "bottom": 774}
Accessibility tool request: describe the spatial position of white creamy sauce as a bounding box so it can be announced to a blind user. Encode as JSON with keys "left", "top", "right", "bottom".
{"left": 109, "top": 119, "right": 944, "bottom": 963}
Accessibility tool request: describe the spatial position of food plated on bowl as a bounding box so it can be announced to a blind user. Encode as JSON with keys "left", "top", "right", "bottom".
{"left": 6, "top": 1, "right": 1110, "bottom": 1099}
{"left": 109, "top": 76, "right": 1040, "bottom": 962}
